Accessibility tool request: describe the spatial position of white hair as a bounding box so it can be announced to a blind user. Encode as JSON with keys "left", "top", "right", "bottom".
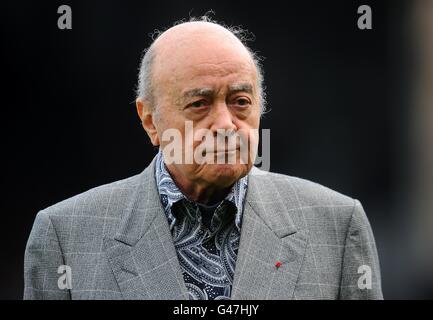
{"left": 135, "top": 14, "right": 267, "bottom": 115}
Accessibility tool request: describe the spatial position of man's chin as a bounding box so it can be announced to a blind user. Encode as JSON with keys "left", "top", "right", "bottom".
{"left": 200, "top": 163, "right": 249, "bottom": 187}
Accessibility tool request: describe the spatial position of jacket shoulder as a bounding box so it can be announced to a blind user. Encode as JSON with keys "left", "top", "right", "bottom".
{"left": 250, "top": 167, "right": 357, "bottom": 213}
{"left": 39, "top": 173, "right": 142, "bottom": 219}
{"left": 249, "top": 168, "right": 360, "bottom": 244}
{"left": 252, "top": 168, "right": 355, "bottom": 207}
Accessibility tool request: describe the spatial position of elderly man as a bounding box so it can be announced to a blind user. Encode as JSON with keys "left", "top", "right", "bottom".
{"left": 24, "top": 18, "right": 383, "bottom": 300}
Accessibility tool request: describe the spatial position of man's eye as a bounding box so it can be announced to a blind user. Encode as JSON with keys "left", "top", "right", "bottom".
{"left": 189, "top": 100, "right": 208, "bottom": 108}
{"left": 234, "top": 98, "right": 251, "bottom": 107}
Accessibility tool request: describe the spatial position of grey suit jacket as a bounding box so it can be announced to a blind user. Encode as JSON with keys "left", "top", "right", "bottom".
{"left": 24, "top": 156, "right": 383, "bottom": 299}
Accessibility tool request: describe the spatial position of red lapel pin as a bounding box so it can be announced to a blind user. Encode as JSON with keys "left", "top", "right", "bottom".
{"left": 275, "top": 261, "right": 282, "bottom": 269}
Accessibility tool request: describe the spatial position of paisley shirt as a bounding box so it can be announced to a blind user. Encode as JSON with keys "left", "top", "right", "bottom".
{"left": 154, "top": 149, "right": 248, "bottom": 300}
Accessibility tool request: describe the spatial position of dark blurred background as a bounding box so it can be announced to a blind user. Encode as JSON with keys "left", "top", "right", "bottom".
{"left": 1, "top": 0, "right": 431, "bottom": 299}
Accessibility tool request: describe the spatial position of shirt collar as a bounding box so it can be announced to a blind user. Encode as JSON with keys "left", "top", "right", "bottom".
{"left": 154, "top": 148, "right": 248, "bottom": 231}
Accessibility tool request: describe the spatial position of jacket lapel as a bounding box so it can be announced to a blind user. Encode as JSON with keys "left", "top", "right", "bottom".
{"left": 103, "top": 157, "right": 189, "bottom": 300}
{"left": 231, "top": 168, "right": 308, "bottom": 299}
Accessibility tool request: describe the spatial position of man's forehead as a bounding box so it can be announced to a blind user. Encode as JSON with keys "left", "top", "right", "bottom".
{"left": 154, "top": 48, "right": 256, "bottom": 95}
{"left": 154, "top": 40, "right": 253, "bottom": 71}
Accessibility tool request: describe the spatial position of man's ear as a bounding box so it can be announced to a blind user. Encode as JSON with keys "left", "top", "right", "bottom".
{"left": 136, "top": 98, "right": 160, "bottom": 146}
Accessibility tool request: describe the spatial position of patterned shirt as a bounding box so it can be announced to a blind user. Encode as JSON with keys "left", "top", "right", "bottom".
{"left": 154, "top": 149, "right": 248, "bottom": 300}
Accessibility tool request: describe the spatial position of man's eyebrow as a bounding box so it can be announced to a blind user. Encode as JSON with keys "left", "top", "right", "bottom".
{"left": 183, "top": 87, "right": 214, "bottom": 99}
{"left": 180, "top": 83, "right": 253, "bottom": 102}
{"left": 228, "top": 83, "right": 253, "bottom": 94}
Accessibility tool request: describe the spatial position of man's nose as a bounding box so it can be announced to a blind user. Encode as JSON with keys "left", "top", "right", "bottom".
{"left": 209, "top": 102, "right": 237, "bottom": 132}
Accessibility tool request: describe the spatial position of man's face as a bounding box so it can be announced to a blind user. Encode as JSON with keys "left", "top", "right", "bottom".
{"left": 150, "top": 28, "right": 261, "bottom": 189}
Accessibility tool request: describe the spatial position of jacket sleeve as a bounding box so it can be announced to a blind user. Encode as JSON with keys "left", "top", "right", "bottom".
{"left": 339, "top": 200, "right": 383, "bottom": 299}
{"left": 24, "top": 210, "right": 71, "bottom": 299}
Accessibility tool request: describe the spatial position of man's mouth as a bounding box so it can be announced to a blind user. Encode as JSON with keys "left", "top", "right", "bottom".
{"left": 210, "top": 147, "right": 239, "bottom": 154}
